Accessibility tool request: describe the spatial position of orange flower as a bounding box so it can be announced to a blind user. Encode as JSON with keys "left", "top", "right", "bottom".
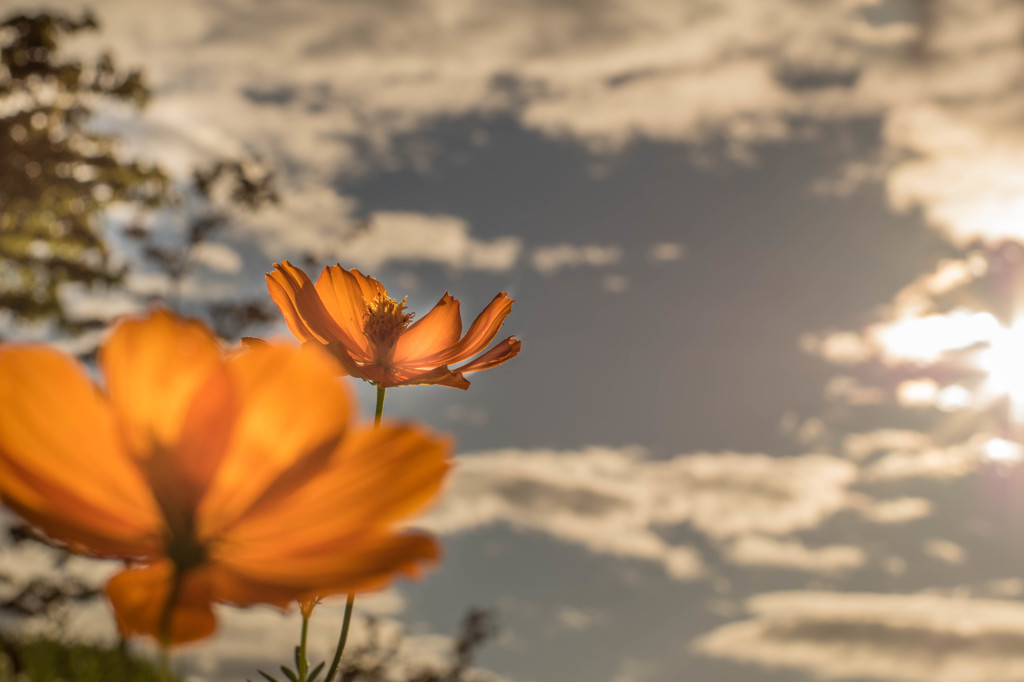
{"left": 266, "top": 261, "right": 521, "bottom": 389}
{"left": 0, "top": 309, "right": 449, "bottom": 645}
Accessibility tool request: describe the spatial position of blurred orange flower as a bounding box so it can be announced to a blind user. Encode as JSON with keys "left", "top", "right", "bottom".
{"left": 0, "top": 310, "right": 449, "bottom": 645}
{"left": 266, "top": 261, "right": 521, "bottom": 389}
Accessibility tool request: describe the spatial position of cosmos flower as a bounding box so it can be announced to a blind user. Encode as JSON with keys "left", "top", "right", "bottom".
{"left": 266, "top": 261, "right": 521, "bottom": 389}
{"left": 0, "top": 309, "right": 449, "bottom": 645}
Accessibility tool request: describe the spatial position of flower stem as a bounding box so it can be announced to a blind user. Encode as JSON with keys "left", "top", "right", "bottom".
{"left": 323, "top": 593, "right": 355, "bottom": 682}
{"left": 298, "top": 610, "right": 310, "bottom": 681}
{"left": 325, "top": 386, "right": 384, "bottom": 682}
{"left": 374, "top": 384, "right": 386, "bottom": 427}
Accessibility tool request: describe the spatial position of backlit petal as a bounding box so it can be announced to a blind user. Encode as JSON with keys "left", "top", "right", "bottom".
{"left": 221, "top": 423, "right": 449, "bottom": 544}
{"left": 266, "top": 261, "right": 349, "bottom": 345}
{"left": 0, "top": 346, "right": 162, "bottom": 557}
{"left": 213, "top": 422, "right": 447, "bottom": 593}
{"left": 197, "top": 343, "right": 352, "bottom": 538}
{"left": 393, "top": 293, "right": 462, "bottom": 366}
{"left": 100, "top": 309, "right": 225, "bottom": 460}
{"left": 441, "top": 292, "right": 514, "bottom": 364}
{"left": 106, "top": 561, "right": 216, "bottom": 645}
{"left": 314, "top": 266, "right": 372, "bottom": 361}
{"left": 348, "top": 267, "right": 387, "bottom": 302}
{"left": 385, "top": 365, "right": 470, "bottom": 390}
{"left": 215, "top": 530, "right": 440, "bottom": 597}
{"left": 456, "top": 336, "right": 522, "bottom": 374}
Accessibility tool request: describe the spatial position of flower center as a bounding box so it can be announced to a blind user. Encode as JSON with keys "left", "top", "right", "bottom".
{"left": 363, "top": 294, "right": 414, "bottom": 363}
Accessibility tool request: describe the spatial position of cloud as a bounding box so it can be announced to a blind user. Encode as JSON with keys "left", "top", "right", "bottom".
{"left": 842, "top": 429, "right": 933, "bottom": 462}
{"left": 554, "top": 606, "right": 609, "bottom": 633}
{"left": 695, "top": 590, "right": 1024, "bottom": 682}
{"left": 339, "top": 212, "right": 523, "bottom": 272}
{"left": 724, "top": 535, "right": 865, "bottom": 574}
{"left": 923, "top": 538, "right": 967, "bottom": 565}
{"left": 649, "top": 242, "right": 686, "bottom": 262}
{"left": 28, "top": 0, "right": 1024, "bottom": 263}
{"left": 601, "top": 273, "right": 630, "bottom": 293}
{"left": 423, "top": 446, "right": 860, "bottom": 580}
{"left": 855, "top": 497, "right": 932, "bottom": 525}
{"left": 861, "top": 434, "right": 985, "bottom": 481}
{"left": 530, "top": 243, "right": 623, "bottom": 275}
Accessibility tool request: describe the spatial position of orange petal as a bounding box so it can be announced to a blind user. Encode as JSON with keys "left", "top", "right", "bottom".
{"left": 314, "top": 266, "right": 373, "bottom": 361}
{"left": 393, "top": 293, "right": 462, "bottom": 367}
{"left": 456, "top": 336, "right": 522, "bottom": 374}
{"left": 0, "top": 346, "right": 162, "bottom": 557}
{"left": 213, "top": 422, "right": 448, "bottom": 592}
{"left": 197, "top": 343, "right": 353, "bottom": 538}
{"left": 386, "top": 364, "right": 470, "bottom": 390}
{"left": 322, "top": 341, "right": 373, "bottom": 381}
{"left": 240, "top": 336, "right": 269, "bottom": 349}
{"left": 266, "top": 261, "right": 350, "bottom": 346}
{"left": 347, "top": 267, "right": 387, "bottom": 303}
{"left": 215, "top": 530, "right": 440, "bottom": 597}
{"left": 100, "top": 309, "right": 225, "bottom": 460}
{"left": 223, "top": 423, "right": 449, "bottom": 543}
{"left": 106, "top": 560, "right": 216, "bottom": 645}
{"left": 440, "top": 293, "right": 514, "bottom": 364}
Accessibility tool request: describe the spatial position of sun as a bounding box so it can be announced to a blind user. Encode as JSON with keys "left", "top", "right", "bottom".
{"left": 977, "top": 320, "right": 1024, "bottom": 416}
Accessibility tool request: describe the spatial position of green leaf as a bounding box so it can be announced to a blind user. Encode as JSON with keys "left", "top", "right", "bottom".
{"left": 281, "top": 665, "right": 300, "bottom": 682}
{"left": 308, "top": 661, "right": 325, "bottom": 682}
{"left": 258, "top": 671, "right": 281, "bottom": 682}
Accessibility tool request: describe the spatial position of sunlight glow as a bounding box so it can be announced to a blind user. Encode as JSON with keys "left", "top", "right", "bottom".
{"left": 978, "top": 321, "right": 1024, "bottom": 412}
{"left": 984, "top": 437, "right": 1023, "bottom": 463}
{"left": 875, "top": 311, "right": 999, "bottom": 364}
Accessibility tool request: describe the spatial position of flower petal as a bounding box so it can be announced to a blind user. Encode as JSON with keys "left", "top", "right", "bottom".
{"left": 216, "top": 531, "right": 440, "bottom": 598}
{"left": 100, "top": 309, "right": 225, "bottom": 460}
{"left": 213, "top": 422, "right": 448, "bottom": 592}
{"left": 456, "top": 336, "right": 522, "bottom": 374}
{"left": 106, "top": 561, "right": 216, "bottom": 645}
{"left": 266, "top": 261, "right": 351, "bottom": 346}
{"left": 101, "top": 310, "right": 238, "bottom": 521}
{"left": 0, "top": 346, "right": 162, "bottom": 557}
{"left": 313, "top": 265, "right": 373, "bottom": 361}
{"left": 385, "top": 364, "right": 470, "bottom": 390}
{"left": 347, "top": 267, "right": 387, "bottom": 302}
{"left": 393, "top": 293, "right": 462, "bottom": 367}
{"left": 439, "top": 292, "right": 514, "bottom": 364}
{"left": 197, "top": 343, "right": 352, "bottom": 538}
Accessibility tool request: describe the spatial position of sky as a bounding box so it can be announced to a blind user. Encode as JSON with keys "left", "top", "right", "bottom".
{"left": 6, "top": 0, "right": 1024, "bottom": 681}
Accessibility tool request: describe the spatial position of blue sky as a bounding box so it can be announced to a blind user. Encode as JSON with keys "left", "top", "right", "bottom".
{"left": 8, "top": 1, "right": 1024, "bottom": 681}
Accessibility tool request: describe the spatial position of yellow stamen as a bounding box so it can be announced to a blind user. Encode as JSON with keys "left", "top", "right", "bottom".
{"left": 363, "top": 294, "right": 414, "bottom": 363}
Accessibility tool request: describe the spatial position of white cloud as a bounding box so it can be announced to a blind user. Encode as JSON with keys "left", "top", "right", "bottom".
{"left": 530, "top": 244, "right": 623, "bottom": 275}
{"left": 555, "top": 606, "right": 609, "bottom": 633}
{"left": 724, "top": 535, "right": 865, "bottom": 574}
{"left": 649, "top": 242, "right": 686, "bottom": 262}
{"left": 842, "top": 429, "right": 932, "bottom": 462}
{"left": 824, "top": 375, "right": 886, "bottom": 406}
{"left": 189, "top": 241, "right": 244, "bottom": 274}
{"left": 861, "top": 434, "right": 986, "bottom": 481}
{"left": 923, "top": 538, "right": 967, "bottom": 565}
{"left": 423, "top": 446, "right": 860, "bottom": 580}
{"left": 601, "top": 273, "right": 630, "bottom": 293}
{"left": 339, "top": 212, "right": 522, "bottom": 272}
{"left": 695, "top": 590, "right": 1024, "bottom": 682}
{"left": 26, "top": 0, "right": 1024, "bottom": 264}
{"left": 856, "top": 497, "right": 932, "bottom": 525}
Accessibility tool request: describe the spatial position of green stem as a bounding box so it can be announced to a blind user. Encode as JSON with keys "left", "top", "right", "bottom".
{"left": 298, "top": 611, "right": 310, "bottom": 681}
{"left": 325, "top": 387, "right": 385, "bottom": 682}
{"left": 323, "top": 594, "right": 355, "bottom": 682}
{"left": 373, "top": 384, "right": 386, "bottom": 427}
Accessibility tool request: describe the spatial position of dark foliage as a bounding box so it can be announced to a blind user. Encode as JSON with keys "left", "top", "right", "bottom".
{"left": 0, "top": 10, "right": 168, "bottom": 331}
